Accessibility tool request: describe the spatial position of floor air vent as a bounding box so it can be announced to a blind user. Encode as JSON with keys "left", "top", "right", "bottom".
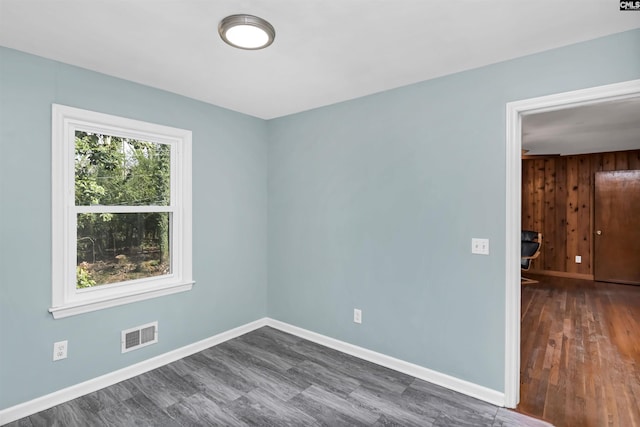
{"left": 121, "top": 321, "right": 158, "bottom": 353}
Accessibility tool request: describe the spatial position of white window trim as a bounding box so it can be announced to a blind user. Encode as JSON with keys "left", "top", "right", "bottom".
{"left": 50, "top": 104, "right": 193, "bottom": 319}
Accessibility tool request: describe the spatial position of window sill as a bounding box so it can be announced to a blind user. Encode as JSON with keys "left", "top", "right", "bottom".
{"left": 49, "top": 281, "right": 194, "bottom": 319}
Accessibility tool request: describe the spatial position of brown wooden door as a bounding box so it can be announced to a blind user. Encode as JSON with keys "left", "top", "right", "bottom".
{"left": 594, "top": 170, "right": 640, "bottom": 285}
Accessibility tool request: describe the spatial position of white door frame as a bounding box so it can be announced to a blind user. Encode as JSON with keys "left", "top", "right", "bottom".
{"left": 503, "top": 78, "right": 640, "bottom": 408}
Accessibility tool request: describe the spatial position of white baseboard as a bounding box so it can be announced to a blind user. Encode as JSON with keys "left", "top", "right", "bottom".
{"left": 0, "top": 318, "right": 269, "bottom": 425}
{"left": 266, "top": 319, "right": 505, "bottom": 407}
{"left": 1, "top": 316, "right": 505, "bottom": 425}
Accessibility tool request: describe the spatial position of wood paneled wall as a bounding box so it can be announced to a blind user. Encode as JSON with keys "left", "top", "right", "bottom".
{"left": 522, "top": 149, "right": 640, "bottom": 276}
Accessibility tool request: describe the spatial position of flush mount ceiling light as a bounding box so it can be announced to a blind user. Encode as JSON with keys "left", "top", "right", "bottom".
{"left": 218, "top": 14, "right": 275, "bottom": 50}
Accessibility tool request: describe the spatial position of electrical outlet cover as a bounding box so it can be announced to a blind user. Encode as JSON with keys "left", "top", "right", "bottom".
{"left": 53, "top": 340, "right": 68, "bottom": 361}
{"left": 354, "top": 308, "right": 362, "bottom": 324}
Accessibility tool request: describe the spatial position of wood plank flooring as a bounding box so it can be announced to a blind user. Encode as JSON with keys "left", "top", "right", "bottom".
{"left": 5, "top": 326, "right": 550, "bottom": 426}
{"left": 518, "top": 275, "right": 640, "bottom": 427}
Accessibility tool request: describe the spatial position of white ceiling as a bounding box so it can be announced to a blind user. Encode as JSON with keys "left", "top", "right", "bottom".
{"left": 0, "top": 1, "right": 639, "bottom": 119}
{"left": 523, "top": 97, "right": 640, "bottom": 156}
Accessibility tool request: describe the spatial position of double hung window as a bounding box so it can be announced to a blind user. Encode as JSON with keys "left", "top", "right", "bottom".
{"left": 51, "top": 105, "right": 193, "bottom": 318}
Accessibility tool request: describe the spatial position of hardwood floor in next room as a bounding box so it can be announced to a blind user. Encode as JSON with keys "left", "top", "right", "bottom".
{"left": 5, "top": 327, "right": 550, "bottom": 427}
{"left": 518, "top": 275, "right": 640, "bottom": 427}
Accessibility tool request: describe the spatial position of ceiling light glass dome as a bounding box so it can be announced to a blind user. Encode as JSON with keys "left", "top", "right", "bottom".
{"left": 218, "top": 15, "right": 275, "bottom": 50}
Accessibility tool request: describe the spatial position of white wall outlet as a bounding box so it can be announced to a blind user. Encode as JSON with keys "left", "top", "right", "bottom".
{"left": 575, "top": 255, "right": 582, "bottom": 264}
{"left": 471, "top": 238, "right": 490, "bottom": 255}
{"left": 353, "top": 308, "right": 362, "bottom": 324}
{"left": 53, "top": 340, "right": 68, "bottom": 361}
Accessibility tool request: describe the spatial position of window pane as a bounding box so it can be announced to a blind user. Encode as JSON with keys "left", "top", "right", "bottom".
{"left": 77, "top": 213, "right": 171, "bottom": 288}
{"left": 75, "top": 131, "right": 171, "bottom": 206}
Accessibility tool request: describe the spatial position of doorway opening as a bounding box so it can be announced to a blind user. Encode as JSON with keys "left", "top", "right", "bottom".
{"left": 504, "top": 79, "right": 640, "bottom": 408}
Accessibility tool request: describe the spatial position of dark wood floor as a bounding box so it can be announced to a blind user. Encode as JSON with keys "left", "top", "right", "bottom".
{"left": 518, "top": 275, "right": 640, "bottom": 427}
{"left": 5, "top": 326, "right": 550, "bottom": 427}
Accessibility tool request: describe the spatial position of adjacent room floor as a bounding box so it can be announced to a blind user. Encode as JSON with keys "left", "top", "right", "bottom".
{"left": 6, "top": 326, "right": 549, "bottom": 426}
{"left": 518, "top": 275, "right": 640, "bottom": 427}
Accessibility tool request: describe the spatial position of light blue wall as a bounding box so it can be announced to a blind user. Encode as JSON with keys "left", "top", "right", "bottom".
{"left": 0, "top": 47, "right": 268, "bottom": 409}
{"left": 1, "top": 28, "right": 639, "bottom": 411}
{"left": 267, "top": 29, "right": 640, "bottom": 392}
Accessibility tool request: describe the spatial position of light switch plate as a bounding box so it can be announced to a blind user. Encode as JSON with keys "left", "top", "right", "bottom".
{"left": 472, "top": 238, "right": 490, "bottom": 255}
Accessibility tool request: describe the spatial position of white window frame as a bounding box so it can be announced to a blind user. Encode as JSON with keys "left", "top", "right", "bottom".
{"left": 50, "top": 104, "right": 193, "bottom": 319}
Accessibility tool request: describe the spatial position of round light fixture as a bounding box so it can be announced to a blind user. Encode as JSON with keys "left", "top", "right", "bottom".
{"left": 218, "top": 14, "right": 275, "bottom": 50}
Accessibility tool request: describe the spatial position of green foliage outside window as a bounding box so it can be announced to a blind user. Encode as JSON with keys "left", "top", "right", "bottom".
{"left": 75, "top": 131, "right": 171, "bottom": 288}
{"left": 76, "top": 264, "right": 97, "bottom": 288}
